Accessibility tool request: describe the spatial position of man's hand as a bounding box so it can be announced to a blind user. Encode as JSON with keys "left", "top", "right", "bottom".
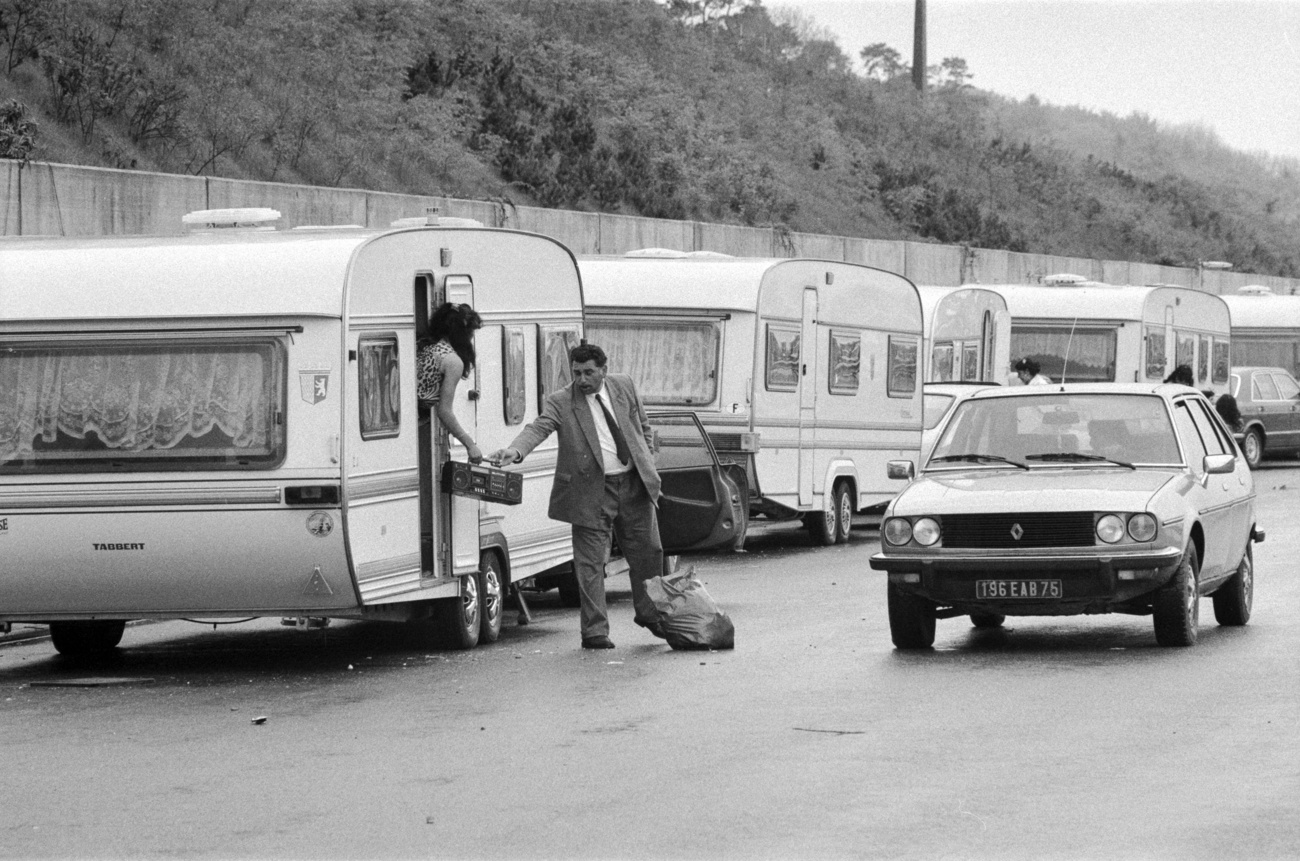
{"left": 488, "top": 447, "right": 520, "bottom": 466}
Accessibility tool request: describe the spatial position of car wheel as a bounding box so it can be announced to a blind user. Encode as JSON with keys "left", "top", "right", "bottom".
{"left": 887, "top": 581, "right": 936, "bottom": 649}
{"left": 49, "top": 620, "right": 126, "bottom": 657}
{"left": 1212, "top": 542, "right": 1253, "bottom": 626}
{"left": 1242, "top": 428, "right": 1263, "bottom": 469}
{"left": 478, "top": 552, "right": 504, "bottom": 644}
{"left": 970, "top": 613, "right": 1006, "bottom": 629}
{"left": 805, "top": 493, "right": 839, "bottom": 547}
{"left": 833, "top": 483, "right": 853, "bottom": 544}
{"left": 1153, "top": 545, "right": 1199, "bottom": 647}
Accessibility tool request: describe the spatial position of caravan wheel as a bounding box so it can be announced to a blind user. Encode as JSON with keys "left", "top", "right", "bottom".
{"left": 441, "top": 573, "right": 481, "bottom": 650}
{"left": 479, "top": 552, "right": 504, "bottom": 644}
{"left": 805, "top": 496, "right": 839, "bottom": 547}
{"left": 49, "top": 620, "right": 126, "bottom": 657}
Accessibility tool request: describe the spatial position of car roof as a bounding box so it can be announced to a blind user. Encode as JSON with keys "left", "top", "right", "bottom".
{"left": 957, "top": 382, "right": 1203, "bottom": 400}
{"left": 1231, "top": 366, "right": 1291, "bottom": 376}
{"left": 923, "top": 382, "right": 1001, "bottom": 394}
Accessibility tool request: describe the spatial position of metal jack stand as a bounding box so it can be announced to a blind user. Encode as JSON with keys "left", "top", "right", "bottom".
{"left": 511, "top": 584, "right": 533, "bottom": 626}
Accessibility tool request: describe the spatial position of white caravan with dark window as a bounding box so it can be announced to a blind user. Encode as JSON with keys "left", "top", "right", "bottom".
{"left": 1222, "top": 285, "right": 1300, "bottom": 380}
{"left": 917, "top": 285, "right": 1011, "bottom": 383}
{"left": 991, "top": 275, "right": 1232, "bottom": 394}
{"left": 581, "top": 252, "right": 924, "bottom": 546}
{"left": 0, "top": 212, "right": 608, "bottom": 655}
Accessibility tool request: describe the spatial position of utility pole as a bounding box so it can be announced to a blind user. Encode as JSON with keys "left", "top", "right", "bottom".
{"left": 912, "top": 0, "right": 927, "bottom": 93}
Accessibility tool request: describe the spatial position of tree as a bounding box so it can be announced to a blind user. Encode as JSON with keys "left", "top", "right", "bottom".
{"left": 859, "top": 42, "right": 906, "bottom": 82}
{"left": 0, "top": 97, "right": 37, "bottom": 163}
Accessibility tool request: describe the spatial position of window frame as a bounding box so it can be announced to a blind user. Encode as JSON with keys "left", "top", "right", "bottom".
{"left": 887, "top": 335, "right": 919, "bottom": 398}
{"left": 358, "top": 333, "right": 401, "bottom": 441}
{"left": 828, "top": 329, "right": 861, "bottom": 396}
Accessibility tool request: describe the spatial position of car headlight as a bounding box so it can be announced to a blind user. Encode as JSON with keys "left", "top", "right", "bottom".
{"left": 1096, "top": 514, "right": 1125, "bottom": 544}
{"left": 912, "top": 517, "right": 941, "bottom": 547}
{"left": 883, "top": 517, "right": 913, "bottom": 546}
{"left": 1127, "top": 513, "right": 1158, "bottom": 542}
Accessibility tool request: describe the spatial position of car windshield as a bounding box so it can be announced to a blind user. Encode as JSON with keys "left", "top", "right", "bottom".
{"left": 928, "top": 393, "right": 1182, "bottom": 468}
{"left": 922, "top": 392, "right": 956, "bottom": 430}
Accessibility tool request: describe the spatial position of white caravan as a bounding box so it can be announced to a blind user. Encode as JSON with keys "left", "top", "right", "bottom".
{"left": 917, "top": 285, "right": 1011, "bottom": 382}
{"left": 581, "top": 252, "right": 924, "bottom": 546}
{"left": 992, "top": 275, "right": 1233, "bottom": 394}
{"left": 1222, "top": 285, "right": 1300, "bottom": 379}
{"left": 0, "top": 213, "right": 734, "bottom": 656}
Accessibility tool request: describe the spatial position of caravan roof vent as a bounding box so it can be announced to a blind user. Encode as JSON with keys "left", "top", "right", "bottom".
{"left": 182, "top": 208, "right": 281, "bottom": 230}
{"left": 624, "top": 248, "right": 689, "bottom": 258}
{"left": 389, "top": 215, "right": 485, "bottom": 228}
{"left": 1237, "top": 284, "right": 1274, "bottom": 295}
{"left": 1042, "top": 273, "right": 1091, "bottom": 286}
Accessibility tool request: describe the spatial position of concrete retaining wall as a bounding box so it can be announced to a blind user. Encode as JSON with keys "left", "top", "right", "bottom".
{"left": 2, "top": 159, "right": 1296, "bottom": 296}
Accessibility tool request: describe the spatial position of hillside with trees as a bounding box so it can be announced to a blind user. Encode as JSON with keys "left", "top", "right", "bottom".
{"left": 1, "top": 0, "right": 1297, "bottom": 276}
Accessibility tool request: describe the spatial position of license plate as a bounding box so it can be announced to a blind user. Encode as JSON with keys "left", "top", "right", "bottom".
{"left": 976, "top": 579, "right": 1062, "bottom": 599}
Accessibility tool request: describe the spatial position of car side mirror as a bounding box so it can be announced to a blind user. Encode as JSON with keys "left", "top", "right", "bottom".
{"left": 887, "top": 460, "right": 915, "bottom": 481}
{"left": 1204, "top": 453, "right": 1236, "bottom": 474}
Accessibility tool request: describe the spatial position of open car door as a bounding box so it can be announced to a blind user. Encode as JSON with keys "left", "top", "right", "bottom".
{"left": 649, "top": 411, "right": 742, "bottom": 553}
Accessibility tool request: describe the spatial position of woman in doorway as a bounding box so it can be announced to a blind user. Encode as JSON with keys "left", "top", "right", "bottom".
{"left": 417, "top": 302, "right": 484, "bottom": 463}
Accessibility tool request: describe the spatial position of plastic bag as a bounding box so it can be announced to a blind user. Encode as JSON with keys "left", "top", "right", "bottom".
{"left": 644, "top": 566, "right": 735, "bottom": 650}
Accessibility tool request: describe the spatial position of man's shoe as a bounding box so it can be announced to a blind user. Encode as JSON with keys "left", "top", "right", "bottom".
{"left": 581, "top": 635, "right": 616, "bottom": 649}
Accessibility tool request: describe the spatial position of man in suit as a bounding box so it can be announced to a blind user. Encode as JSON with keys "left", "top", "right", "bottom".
{"left": 490, "top": 343, "right": 664, "bottom": 649}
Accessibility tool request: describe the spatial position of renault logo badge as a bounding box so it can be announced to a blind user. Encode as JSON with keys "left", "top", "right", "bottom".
{"left": 1010, "top": 523, "right": 1024, "bottom": 541}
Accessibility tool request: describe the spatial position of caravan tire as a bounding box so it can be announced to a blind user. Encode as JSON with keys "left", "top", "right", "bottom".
{"left": 440, "top": 573, "right": 481, "bottom": 650}
{"left": 49, "top": 620, "right": 126, "bottom": 657}
{"left": 479, "top": 552, "right": 504, "bottom": 644}
{"left": 833, "top": 483, "right": 853, "bottom": 544}
{"left": 805, "top": 498, "right": 839, "bottom": 547}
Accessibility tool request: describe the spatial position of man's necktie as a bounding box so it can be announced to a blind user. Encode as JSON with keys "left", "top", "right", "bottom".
{"left": 598, "top": 395, "right": 631, "bottom": 465}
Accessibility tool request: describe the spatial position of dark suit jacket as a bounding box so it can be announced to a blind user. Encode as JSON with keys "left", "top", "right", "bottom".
{"left": 508, "top": 374, "right": 661, "bottom": 528}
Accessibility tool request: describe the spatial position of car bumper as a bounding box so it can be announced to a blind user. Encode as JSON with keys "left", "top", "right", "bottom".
{"left": 870, "top": 546, "right": 1184, "bottom": 612}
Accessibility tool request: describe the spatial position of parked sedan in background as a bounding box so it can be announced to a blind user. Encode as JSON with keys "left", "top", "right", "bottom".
{"left": 1230, "top": 366, "right": 1300, "bottom": 468}
{"left": 871, "top": 384, "right": 1260, "bottom": 649}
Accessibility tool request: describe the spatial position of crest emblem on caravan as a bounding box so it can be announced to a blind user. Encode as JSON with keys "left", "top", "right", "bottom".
{"left": 300, "top": 369, "right": 331, "bottom": 405}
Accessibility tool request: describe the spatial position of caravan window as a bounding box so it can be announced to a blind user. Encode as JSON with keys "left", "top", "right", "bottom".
{"left": 765, "top": 325, "right": 800, "bottom": 393}
{"left": 359, "top": 335, "right": 400, "bottom": 440}
{"left": 1145, "top": 326, "right": 1167, "bottom": 380}
{"left": 962, "top": 343, "right": 979, "bottom": 381}
{"left": 828, "top": 331, "right": 860, "bottom": 395}
{"left": 1198, "top": 335, "right": 1211, "bottom": 385}
{"left": 586, "top": 320, "right": 720, "bottom": 405}
{"left": 931, "top": 343, "right": 954, "bottom": 382}
{"left": 502, "top": 326, "right": 527, "bottom": 425}
{"left": 887, "top": 336, "right": 918, "bottom": 397}
{"left": 1011, "top": 326, "right": 1117, "bottom": 383}
{"left": 538, "top": 325, "right": 580, "bottom": 401}
{"left": 0, "top": 337, "right": 286, "bottom": 472}
{"left": 1175, "top": 331, "right": 1195, "bottom": 375}
{"left": 1212, "top": 338, "right": 1231, "bottom": 384}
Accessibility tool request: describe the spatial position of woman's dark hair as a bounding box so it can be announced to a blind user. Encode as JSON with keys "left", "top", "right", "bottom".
{"left": 428, "top": 302, "right": 481, "bottom": 374}
{"left": 1164, "top": 365, "right": 1194, "bottom": 386}
{"left": 1014, "top": 357, "right": 1040, "bottom": 376}
{"left": 1215, "top": 393, "right": 1242, "bottom": 430}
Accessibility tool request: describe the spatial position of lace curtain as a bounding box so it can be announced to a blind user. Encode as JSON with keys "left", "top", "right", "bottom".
{"left": 586, "top": 321, "right": 719, "bottom": 405}
{"left": 0, "top": 344, "right": 277, "bottom": 466}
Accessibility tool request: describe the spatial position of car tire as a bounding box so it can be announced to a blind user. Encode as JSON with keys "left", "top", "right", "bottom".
{"left": 1242, "top": 428, "right": 1263, "bottom": 469}
{"left": 970, "top": 613, "right": 1006, "bottom": 629}
{"left": 833, "top": 483, "right": 853, "bottom": 544}
{"left": 887, "top": 581, "right": 936, "bottom": 649}
{"left": 49, "top": 620, "right": 126, "bottom": 657}
{"left": 1212, "top": 542, "right": 1253, "bottom": 626}
{"left": 1153, "top": 545, "right": 1199, "bottom": 647}
{"left": 805, "top": 493, "right": 840, "bottom": 547}
{"left": 478, "top": 552, "right": 504, "bottom": 644}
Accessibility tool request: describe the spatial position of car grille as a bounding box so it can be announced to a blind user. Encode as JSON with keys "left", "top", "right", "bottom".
{"left": 942, "top": 512, "right": 1096, "bottom": 548}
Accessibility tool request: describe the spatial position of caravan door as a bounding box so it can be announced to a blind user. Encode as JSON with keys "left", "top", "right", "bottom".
{"left": 442, "top": 275, "right": 480, "bottom": 575}
{"left": 798, "top": 288, "right": 818, "bottom": 507}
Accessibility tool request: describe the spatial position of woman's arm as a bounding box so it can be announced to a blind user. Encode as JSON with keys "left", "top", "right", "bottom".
{"left": 434, "top": 354, "right": 483, "bottom": 463}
